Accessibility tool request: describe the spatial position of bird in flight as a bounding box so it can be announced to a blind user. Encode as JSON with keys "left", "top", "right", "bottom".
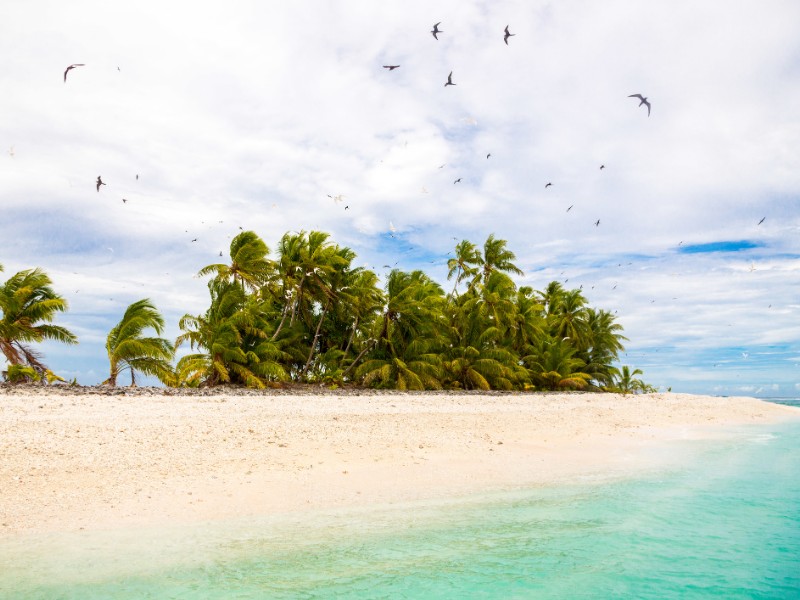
{"left": 504, "top": 26, "right": 515, "bottom": 45}
{"left": 454, "top": 178, "right": 462, "bottom": 184}
{"left": 758, "top": 217, "right": 765, "bottom": 225}
{"left": 545, "top": 182, "right": 552, "bottom": 188}
{"left": 594, "top": 219, "right": 601, "bottom": 227}
{"left": 431, "top": 22, "right": 442, "bottom": 40}
{"left": 96, "top": 176, "right": 106, "bottom": 191}
{"left": 191, "top": 238, "right": 197, "bottom": 242}
{"left": 383, "top": 65, "right": 400, "bottom": 70}
{"left": 600, "top": 165, "right": 605, "bottom": 170}
{"left": 566, "top": 205, "right": 573, "bottom": 212}
{"left": 64, "top": 64, "right": 85, "bottom": 82}
{"left": 122, "top": 198, "right": 127, "bottom": 203}
{"left": 486, "top": 153, "right": 491, "bottom": 159}
{"left": 628, "top": 94, "right": 651, "bottom": 116}
{"left": 445, "top": 71, "right": 455, "bottom": 86}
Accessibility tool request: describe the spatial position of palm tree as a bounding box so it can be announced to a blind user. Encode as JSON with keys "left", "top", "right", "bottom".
{"left": 524, "top": 337, "right": 592, "bottom": 390}
{"left": 103, "top": 299, "right": 174, "bottom": 386}
{"left": 481, "top": 234, "right": 524, "bottom": 284}
{"left": 614, "top": 365, "right": 648, "bottom": 394}
{"left": 176, "top": 280, "right": 286, "bottom": 387}
{"left": 0, "top": 268, "right": 77, "bottom": 375}
{"left": 197, "top": 230, "right": 274, "bottom": 292}
{"left": 447, "top": 240, "right": 482, "bottom": 297}
{"left": 357, "top": 339, "right": 442, "bottom": 390}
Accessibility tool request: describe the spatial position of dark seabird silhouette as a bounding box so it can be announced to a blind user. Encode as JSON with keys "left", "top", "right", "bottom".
{"left": 545, "top": 182, "right": 552, "bottom": 188}
{"left": 486, "top": 153, "right": 491, "bottom": 159}
{"left": 96, "top": 176, "right": 106, "bottom": 191}
{"left": 63, "top": 64, "right": 85, "bottom": 82}
{"left": 758, "top": 217, "right": 765, "bottom": 225}
{"left": 122, "top": 198, "right": 127, "bottom": 203}
{"left": 136, "top": 174, "right": 139, "bottom": 180}
{"left": 628, "top": 94, "right": 651, "bottom": 116}
{"left": 566, "top": 205, "right": 573, "bottom": 212}
{"left": 383, "top": 65, "right": 400, "bottom": 70}
{"left": 431, "top": 22, "right": 442, "bottom": 40}
{"left": 600, "top": 165, "right": 605, "bottom": 170}
{"left": 594, "top": 219, "right": 600, "bottom": 226}
{"left": 445, "top": 71, "right": 455, "bottom": 86}
{"left": 504, "top": 26, "right": 515, "bottom": 45}
{"left": 220, "top": 252, "right": 223, "bottom": 257}
{"left": 454, "top": 178, "right": 462, "bottom": 184}
{"left": 191, "top": 238, "right": 197, "bottom": 242}
{"left": 345, "top": 205, "right": 349, "bottom": 210}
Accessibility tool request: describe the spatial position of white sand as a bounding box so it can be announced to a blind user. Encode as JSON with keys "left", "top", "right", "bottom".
{"left": 1, "top": 391, "right": 797, "bottom": 536}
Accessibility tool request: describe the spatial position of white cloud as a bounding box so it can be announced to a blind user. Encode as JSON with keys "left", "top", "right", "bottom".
{"left": 2, "top": 0, "right": 799, "bottom": 389}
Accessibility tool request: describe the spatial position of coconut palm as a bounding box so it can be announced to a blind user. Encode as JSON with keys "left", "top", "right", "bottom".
{"left": 447, "top": 240, "right": 482, "bottom": 297}
{"left": 524, "top": 336, "right": 592, "bottom": 390}
{"left": 176, "top": 280, "right": 286, "bottom": 387}
{"left": 0, "top": 268, "right": 77, "bottom": 375}
{"left": 480, "top": 234, "right": 524, "bottom": 283}
{"left": 443, "top": 345, "right": 520, "bottom": 390}
{"left": 103, "top": 299, "right": 174, "bottom": 386}
{"left": 357, "top": 339, "right": 442, "bottom": 390}
{"left": 197, "top": 230, "right": 274, "bottom": 292}
{"left": 614, "top": 365, "right": 649, "bottom": 394}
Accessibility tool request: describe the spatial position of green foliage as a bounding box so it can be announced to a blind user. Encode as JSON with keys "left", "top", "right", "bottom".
{"left": 104, "top": 299, "right": 175, "bottom": 386}
{"left": 3, "top": 230, "right": 647, "bottom": 391}
{"left": 0, "top": 267, "right": 77, "bottom": 376}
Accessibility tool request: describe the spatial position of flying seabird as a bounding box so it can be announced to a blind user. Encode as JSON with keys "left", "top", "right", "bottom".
{"left": 431, "top": 22, "right": 442, "bottom": 40}
{"left": 566, "top": 205, "right": 573, "bottom": 212}
{"left": 63, "top": 64, "right": 85, "bottom": 82}
{"left": 122, "top": 198, "right": 127, "bottom": 203}
{"left": 545, "top": 182, "right": 552, "bottom": 188}
{"left": 445, "top": 71, "right": 455, "bottom": 86}
{"left": 594, "top": 219, "right": 600, "bottom": 227}
{"left": 600, "top": 165, "right": 605, "bottom": 170}
{"left": 486, "top": 153, "right": 491, "bottom": 159}
{"left": 454, "top": 178, "right": 461, "bottom": 184}
{"left": 504, "top": 25, "right": 515, "bottom": 45}
{"left": 628, "top": 93, "right": 651, "bottom": 116}
{"left": 758, "top": 217, "right": 765, "bottom": 225}
{"left": 383, "top": 65, "right": 400, "bottom": 70}
{"left": 96, "top": 176, "right": 106, "bottom": 191}
{"left": 191, "top": 238, "right": 197, "bottom": 242}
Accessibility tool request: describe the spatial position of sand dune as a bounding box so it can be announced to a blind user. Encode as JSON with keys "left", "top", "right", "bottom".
{"left": 1, "top": 389, "right": 797, "bottom": 535}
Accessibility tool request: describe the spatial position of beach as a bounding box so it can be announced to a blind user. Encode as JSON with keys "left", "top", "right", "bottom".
{"left": 1, "top": 388, "right": 798, "bottom": 537}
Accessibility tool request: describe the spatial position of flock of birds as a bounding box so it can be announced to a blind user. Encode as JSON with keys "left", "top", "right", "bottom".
{"left": 56, "top": 19, "right": 770, "bottom": 284}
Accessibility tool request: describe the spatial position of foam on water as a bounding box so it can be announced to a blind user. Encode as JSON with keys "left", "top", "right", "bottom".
{"left": 2, "top": 419, "right": 799, "bottom": 599}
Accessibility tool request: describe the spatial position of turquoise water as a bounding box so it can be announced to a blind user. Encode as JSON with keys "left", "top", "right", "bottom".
{"left": 2, "top": 419, "right": 799, "bottom": 599}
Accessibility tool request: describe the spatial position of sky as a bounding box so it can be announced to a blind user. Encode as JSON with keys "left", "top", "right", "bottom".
{"left": 1, "top": 0, "right": 799, "bottom": 396}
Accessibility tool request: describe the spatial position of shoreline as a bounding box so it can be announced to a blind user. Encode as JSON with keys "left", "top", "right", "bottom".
{"left": 2, "top": 391, "right": 798, "bottom": 537}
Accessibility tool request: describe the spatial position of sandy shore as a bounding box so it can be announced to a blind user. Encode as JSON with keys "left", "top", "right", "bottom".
{"left": 1, "top": 390, "right": 797, "bottom": 536}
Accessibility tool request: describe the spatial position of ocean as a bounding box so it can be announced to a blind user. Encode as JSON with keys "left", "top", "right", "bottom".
{"left": 1, "top": 410, "right": 798, "bottom": 599}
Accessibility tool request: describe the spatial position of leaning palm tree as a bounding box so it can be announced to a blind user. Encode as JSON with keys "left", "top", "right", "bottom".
{"left": 103, "top": 299, "right": 175, "bottom": 386}
{"left": 0, "top": 267, "right": 77, "bottom": 375}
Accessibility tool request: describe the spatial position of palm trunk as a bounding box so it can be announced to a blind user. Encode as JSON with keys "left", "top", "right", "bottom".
{"left": 270, "top": 300, "right": 292, "bottom": 341}
{"left": 342, "top": 316, "right": 359, "bottom": 356}
{"left": 341, "top": 338, "right": 377, "bottom": 380}
{"left": 302, "top": 302, "right": 329, "bottom": 377}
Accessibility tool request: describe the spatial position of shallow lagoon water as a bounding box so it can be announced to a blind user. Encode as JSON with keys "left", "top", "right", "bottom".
{"left": 2, "top": 419, "right": 799, "bottom": 599}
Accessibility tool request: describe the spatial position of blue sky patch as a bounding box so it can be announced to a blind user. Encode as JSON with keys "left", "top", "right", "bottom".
{"left": 678, "top": 240, "right": 763, "bottom": 254}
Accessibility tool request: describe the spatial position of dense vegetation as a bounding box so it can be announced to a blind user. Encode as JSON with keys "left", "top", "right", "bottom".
{"left": 0, "top": 233, "right": 654, "bottom": 392}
